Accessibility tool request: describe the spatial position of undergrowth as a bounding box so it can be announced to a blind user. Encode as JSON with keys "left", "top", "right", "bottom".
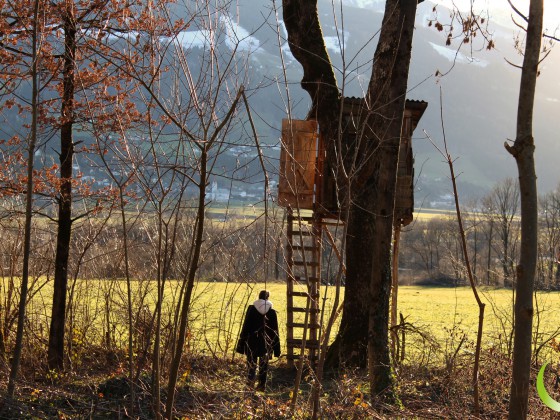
{"left": 0, "top": 345, "right": 558, "bottom": 419}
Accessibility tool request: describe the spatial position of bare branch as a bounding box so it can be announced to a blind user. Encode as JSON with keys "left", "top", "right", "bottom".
{"left": 504, "top": 57, "right": 523, "bottom": 69}
{"left": 512, "top": 16, "right": 528, "bottom": 32}
{"left": 507, "top": 0, "right": 529, "bottom": 24}
{"left": 544, "top": 33, "right": 560, "bottom": 42}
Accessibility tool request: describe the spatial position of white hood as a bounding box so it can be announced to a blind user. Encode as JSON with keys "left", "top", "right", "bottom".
{"left": 253, "top": 299, "right": 273, "bottom": 315}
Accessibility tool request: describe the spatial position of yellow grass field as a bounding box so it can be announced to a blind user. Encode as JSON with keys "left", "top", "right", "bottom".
{"left": 11, "top": 279, "right": 560, "bottom": 362}
{"left": 185, "top": 283, "right": 560, "bottom": 358}
{"left": 205, "top": 205, "right": 455, "bottom": 223}
{"left": 413, "top": 208, "right": 457, "bottom": 221}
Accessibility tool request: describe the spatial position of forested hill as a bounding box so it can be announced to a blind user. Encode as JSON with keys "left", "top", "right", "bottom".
{"left": 4, "top": 0, "right": 559, "bottom": 204}
{"left": 234, "top": 0, "right": 560, "bottom": 199}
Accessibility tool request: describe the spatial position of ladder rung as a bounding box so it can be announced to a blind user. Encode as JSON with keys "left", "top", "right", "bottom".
{"left": 288, "top": 291, "right": 319, "bottom": 298}
{"left": 291, "top": 245, "right": 317, "bottom": 251}
{"left": 288, "top": 214, "right": 313, "bottom": 220}
{"left": 287, "top": 338, "right": 320, "bottom": 349}
{"left": 289, "top": 307, "right": 320, "bottom": 313}
{"left": 293, "top": 261, "right": 319, "bottom": 267}
{"left": 316, "top": 220, "right": 343, "bottom": 226}
{"left": 287, "top": 322, "right": 321, "bottom": 329}
{"left": 291, "top": 230, "right": 313, "bottom": 236}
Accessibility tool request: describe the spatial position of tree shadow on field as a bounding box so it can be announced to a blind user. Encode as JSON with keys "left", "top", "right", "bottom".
{"left": 414, "top": 274, "right": 466, "bottom": 288}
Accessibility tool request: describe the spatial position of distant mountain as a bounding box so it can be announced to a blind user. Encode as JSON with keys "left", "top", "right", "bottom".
{"left": 233, "top": 0, "right": 560, "bottom": 203}
{"left": 3, "top": 1, "right": 558, "bottom": 206}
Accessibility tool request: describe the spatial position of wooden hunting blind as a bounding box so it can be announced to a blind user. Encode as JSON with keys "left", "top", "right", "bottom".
{"left": 278, "top": 98, "right": 427, "bottom": 219}
{"left": 277, "top": 98, "right": 427, "bottom": 367}
{"left": 396, "top": 100, "right": 428, "bottom": 226}
{"left": 277, "top": 119, "right": 318, "bottom": 210}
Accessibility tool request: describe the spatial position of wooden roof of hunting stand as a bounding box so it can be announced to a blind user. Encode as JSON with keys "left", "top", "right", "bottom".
{"left": 277, "top": 98, "right": 427, "bottom": 221}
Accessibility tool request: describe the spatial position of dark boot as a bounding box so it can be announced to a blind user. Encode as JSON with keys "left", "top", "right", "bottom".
{"left": 256, "top": 356, "right": 268, "bottom": 391}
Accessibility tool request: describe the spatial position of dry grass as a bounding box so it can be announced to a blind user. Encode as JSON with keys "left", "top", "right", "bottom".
{"left": 2, "top": 347, "right": 558, "bottom": 419}
{"left": 5, "top": 279, "right": 560, "bottom": 358}
{"left": 2, "top": 281, "right": 560, "bottom": 418}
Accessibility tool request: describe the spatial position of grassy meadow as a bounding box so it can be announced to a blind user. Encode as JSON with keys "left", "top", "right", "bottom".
{"left": 191, "top": 282, "right": 558, "bottom": 330}
{"left": 187, "top": 283, "right": 560, "bottom": 361}
{"left": 4, "top": 279, "right": 560, "bottom": 418}
{"left": 397, "top": 286, "right": 560, "bottom": 356}
{"left": 204, "top": 204, "right": 456, "bottom": 225}
{"left": 12, "top": 278, "right": 560, "bottom": 363}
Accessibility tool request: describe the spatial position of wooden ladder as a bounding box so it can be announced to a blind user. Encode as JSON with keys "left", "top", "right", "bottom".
{"left": 286, "top": 209, "right": 321, "bottom": 368}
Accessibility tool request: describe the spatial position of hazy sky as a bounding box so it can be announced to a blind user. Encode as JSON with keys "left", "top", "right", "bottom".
{"left": 435, "top": 0, "right": 560, "bottom": 32}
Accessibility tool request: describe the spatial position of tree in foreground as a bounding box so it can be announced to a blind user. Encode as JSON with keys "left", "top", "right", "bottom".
{"left": 98, "top": 2, "right": 253, "bottom": 416}
{"left": 4, "top": 0, "right": 41, "bottom": 397}
{"left": 505, "top": 0, "right": 542, "bottom": 418}
{"left": 283, "top": 0, "right": 423, "bottom": 401}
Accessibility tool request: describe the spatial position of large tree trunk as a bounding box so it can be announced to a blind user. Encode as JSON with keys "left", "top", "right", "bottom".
{"left": 363, "top": 0, "right": 418, "bottom": 400}
{"left": 282, "top": 0, "right": 418, "bottom": 392}
{"left": 48, "top": 6, "right": 76, "bottom": 370}
{"left": 506, "top": 0, "right": 543, "bottom": 418}
{"left": 282, "top": 0, "right": 421, "bottom": 383}
{"left": 328, "top": 0, "right": 420, "bottom": 378}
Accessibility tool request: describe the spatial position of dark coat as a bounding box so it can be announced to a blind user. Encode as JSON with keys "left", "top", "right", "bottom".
{"left": 236, "top": 304, "right": 281, "bottom": 358}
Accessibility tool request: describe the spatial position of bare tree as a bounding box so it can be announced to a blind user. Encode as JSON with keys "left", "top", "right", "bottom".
{"left": 0, "top": 0, "right": 153, "bottom": 371}
{"left": 482, "top": 178, "right": 520, "bottom": 286}
{"left": 6, "top": 0, "right": 41, "bottom": 397}
{"left": 100, "top": 2, "right": 252, "bottom": 416}
{"left": 537, "top": 185, "right": 560, "bottom": 289}
{"left": 504, "top": 0, "right": 543, "bottom": 418}
{"left": 409, "top": 219, "right": 446, "bottom": 279}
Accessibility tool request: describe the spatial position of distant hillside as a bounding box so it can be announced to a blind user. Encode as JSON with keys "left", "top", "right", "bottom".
{"left": 2, "top": 0, "right": 558, "bottom": 206}
{"left": 235, "top": 0, "right": 560, "bottom": 203}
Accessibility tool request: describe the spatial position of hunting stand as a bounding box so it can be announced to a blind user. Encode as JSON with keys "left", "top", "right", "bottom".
{"left": 278, "top": 99, "right": 427, "bottom": 368}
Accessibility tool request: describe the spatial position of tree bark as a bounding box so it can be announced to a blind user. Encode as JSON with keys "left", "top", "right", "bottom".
{"left": 362, "top": 0, "right": 419, "bottom": 400}
{"left": 328, "top": 0, "right": 419, "bottom": 383}
{"left": 283, "top": 0, "right": 421, "bottom": 379}
{"left": 282, "top": 0, "right": 342, "bottom": 213}
{"left": 506, "top": 0, "right": 543, "bottom": 418}
{"left": 48, "top": 6, "right": 76, "bottom": 371}
{"left": 7, "top": 0, "right": 40, "bottom": 395}
{"left": 282, "top": 0, "right": 339, "bottom": 120}
{"left": 390, "top": 224, "right": 401, "bottom": 359}
{"left": 164, "top": 149, "right": 207, "bottom": 419}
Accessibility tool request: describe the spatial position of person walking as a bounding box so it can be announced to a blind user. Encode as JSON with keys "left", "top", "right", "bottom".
{"left": 236, "top": 290, "right": 281, "bottom": 390}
